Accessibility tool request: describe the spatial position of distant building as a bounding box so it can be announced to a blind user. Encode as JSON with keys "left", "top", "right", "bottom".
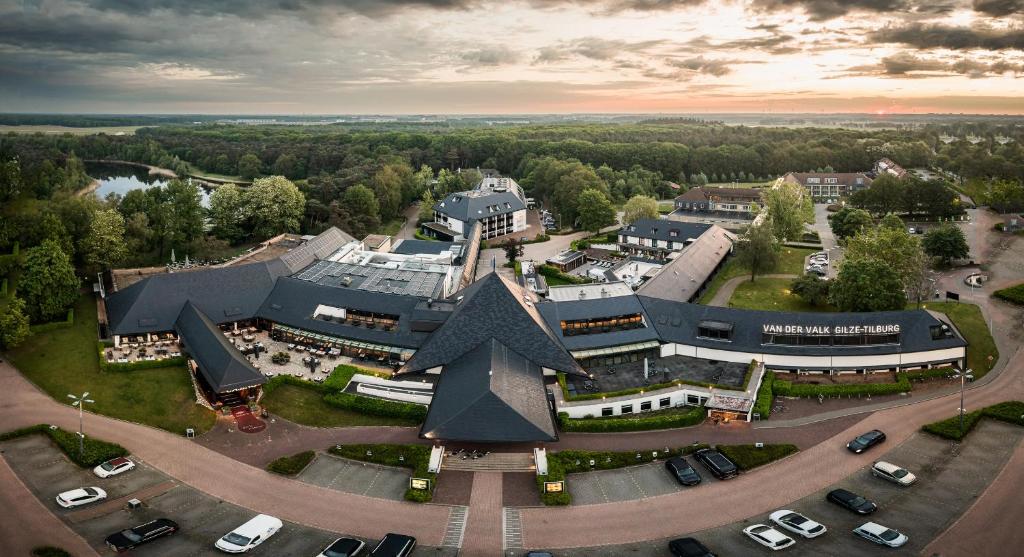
{"left": 781, "top": 172, "right": 872, "bottom": 201}
{"left": 617, "top": 218, "right": 713, "bottom": 260}
{"left": 874, "top": 158, "right": 908, "bottom": 179}
{"left": 674, "top": 187, "right": 762, "bottom": 217}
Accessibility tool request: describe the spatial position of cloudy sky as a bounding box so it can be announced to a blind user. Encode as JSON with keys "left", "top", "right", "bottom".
{"left": 1, "top": 0, "right": 1023, "bottom": 114}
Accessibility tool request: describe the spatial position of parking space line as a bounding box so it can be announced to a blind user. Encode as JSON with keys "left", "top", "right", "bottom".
{"left": 626, "top": 468, "right": 648, "bottom": 499}
{"left": 363, "top": 467, "right": 382, "bottom": 496}
{"left": 503, "top": 507, "right": 523, "bottom": 550}
{"left": 441, "top": 505, "right": 469, "bottom": 548}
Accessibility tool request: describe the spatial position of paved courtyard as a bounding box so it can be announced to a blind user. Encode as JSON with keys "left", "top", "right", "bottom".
{"left": 295, "top": 452, "right": 410, "bottom": 501}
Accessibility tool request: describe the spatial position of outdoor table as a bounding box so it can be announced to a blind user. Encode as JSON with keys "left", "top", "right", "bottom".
{"left": 171, "top": 352, "right": 180, "bottom": 357}
{"left": 118, "top": 358, "right": 129, "bottom": 363}
{"left": 287, "top": 343, "right": 295, "bottom": 350}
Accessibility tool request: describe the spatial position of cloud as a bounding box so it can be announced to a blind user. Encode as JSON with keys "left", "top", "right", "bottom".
{"left": 972, "top": 0, "right": 1024, "bottom": 17}
{"left": 715, "top": 34, "right": 801, "bottom": 54}
{"left": 665, "top": 55, "right": 741, "bottom": 76}
{"left": 748, "top": 0, "right": 957, "bottom": 21}
{"left": 460, "top": 46, "right": 520, "bottom": 66}
{"left": 843, "top": 51, "right": 1024, "bottom": 78}
{"left": 869, "top": 23, "right": 1024, "bottom": 50}
{"left": 533, "top": 37, "right": 664, "bottom": 63}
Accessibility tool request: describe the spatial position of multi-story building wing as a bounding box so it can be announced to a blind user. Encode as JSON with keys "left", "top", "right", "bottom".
{"left": 781, "top": 172, "right": 872, "bottom": 200}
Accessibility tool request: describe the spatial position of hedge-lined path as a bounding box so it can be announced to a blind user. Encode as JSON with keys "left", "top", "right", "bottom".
{"left": 705, "top": 273, "right": 798, "bottom": 306}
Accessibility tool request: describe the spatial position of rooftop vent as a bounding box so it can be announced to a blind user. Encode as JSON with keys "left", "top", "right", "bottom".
{"left": 341, "top": 276, "right": 353, "bottom": 287}
{"left": 600, "top": 287, "right": 608, "bottom": 298}
{"left": 578, "top": 290, "right": 586, "bottom": 300}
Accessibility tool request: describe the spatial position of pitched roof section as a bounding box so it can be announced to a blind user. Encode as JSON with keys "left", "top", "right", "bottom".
{"left": 433, "top": 190, "right": 526, "bottom": 223}
{"left": 174, "top": 302, "right": 266, "bottom": 393}
{"left": 420, "top": 338, "right": 557, "bottom": 443}
{"left": 400, "top": 273, "right": 585, "bottom": 376}
{"left": 636, "top": 225, "right": 736, "bottom": 302}
{"left": 279, "top": 226, "right": 355, "bottom": 273}
{"left": 619, "top": 218, "right": 712, "bottom": 244}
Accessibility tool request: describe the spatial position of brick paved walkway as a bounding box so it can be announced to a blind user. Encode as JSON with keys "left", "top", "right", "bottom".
{"left": 460, "top": 472, "right": 503, "bottom": 556}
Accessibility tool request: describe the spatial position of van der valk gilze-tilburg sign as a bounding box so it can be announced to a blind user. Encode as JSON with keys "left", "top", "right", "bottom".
{"left": 762, "top": 324, "right": 901, "bottom": 335}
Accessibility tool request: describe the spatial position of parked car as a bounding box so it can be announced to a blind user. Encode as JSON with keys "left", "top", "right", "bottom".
{"left": 368, "top": 533, "right": 416, "bottom": 557}
{"left": 871, "top": 461, "right": 917, "bottom": 486}
{"left": 665, "top": 456, "right": 702, "bottom": 486}
{"left": 693, "top": 448, "right": 739, "bottom": 480}
{"left": 742, "top": 524, "right": 796, "bottom": 551}
{"left": 768, "top": 510, "right": 827, "bottom": 539}
{"left": 668, "top": 537, "right": 717, "bottom": 557}
{"left": 317, "top": 537, "right": 366, "bottom": 557}
{"left": 105, "top": 518, "right": 179, "bottom": 552}
{"left": 93, "top": 456, "right": 136, "bottom": 478}
{"left": 826, "top": 489, "right": 877, "bottom": 514}
{"left": 846, "top": 429, "right": 886, "bottom": 453}
{"left": 214, "top": 514, "right": 282, "bottom": 553}
{"left": 807, "top": 267, "right": 827, "bottom": 276}
{"left": 853, "top": 522, "right": 909, "bottom": 548}
{"left": 908, "top": 227, "right": 916, "bottom": 234}
{"left": 55, "top": 487, "right": 107, "bottom": 508}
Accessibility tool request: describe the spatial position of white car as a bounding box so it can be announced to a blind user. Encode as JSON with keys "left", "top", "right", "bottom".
{"left": 56, "top": 487, "right": 107, "bottom": 508}
{"left": 871, "top": 461, "right": 917, "bottom": 486}
{"left": 853, "top": 522, "right": 908, "bottom": 548}
{"left": 316, "top": 537, "right": 366, "bottom": 557}
{"left": 215, "top": 514, "right": 282, "bottom": 553}
{"left": 93, "top": 456, "right": 136, "bottom": 478}
{"left": 743, "top": 524, "right": 796, "bottom": 551}
{"left": 769, "top": 510, "right": 827, "bottom": 539}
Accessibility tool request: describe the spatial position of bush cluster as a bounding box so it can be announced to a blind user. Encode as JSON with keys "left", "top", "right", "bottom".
{"left": 994, "top": 283, "right": 1024, "bottom": 306}
{"left": 556, "top": 406, "right": 705, "bottom": 432}
{"left": 716, "top": 444, "right": 798, "bottom": 471}
{"left": 537, "top": 264, "right": 590, "bottom": 284}
{"left": 0, "top": 424, "right": 129, "bottom": 468}
{"left": 263, "top": 366, "right": 425, "bottom": 421}
{"left": 329, "top": 444, "right": 435, "bottom": 502}
{"left": 29, "top": 309, "right": 74, "bottom": 333}
{"left": 752, "top": 371, "right": 775, "bottom": 419}
{"left": 32, "top": 548, "right": 71, "bottom": 557}
{"left": 266, "top": 450, "right": 315, "bottom": 476}
{"left": 922, "top": 401, "right": 1024, "bottom": 441}
{"left": 773, "top": 373, "right": 911, "bottom": 397}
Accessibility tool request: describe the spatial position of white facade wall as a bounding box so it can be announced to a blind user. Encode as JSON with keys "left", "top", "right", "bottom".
{"left": 559, "top": 386, "right": 711, "bottom": 419}
{"left": 512, "top": 209, "right": 528, "bottom": 232}
{"left": 660, "top": 343, "right": 965, "bottom": 371}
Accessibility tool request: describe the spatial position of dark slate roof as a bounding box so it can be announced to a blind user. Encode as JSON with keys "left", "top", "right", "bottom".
{"left": 256, "top": 277, "right": 442, "bottom": 349}
{"left": 637, "top": 296, "right": 967, "bottom": 357}
{"left": 279, "top": 227, "right": 355, "bottom": 273}
{"left": 619, "top": 218, "right": 712, "bottom": 243}
{"left": 536, "top": 296, "right": 661, "bottom": 351}
{"left": 400, "top": 273, "right": 586, "bottom": 375}
{"left": 420, "top": 338, "right": 557, "bottom": 443}
{"left": 174, "top": 302, "right": 266, "bottom": 393}
{"left": 390, "top": 239, "right": 457, "bottom": 256}
{"left": 107, "top": 259, "right": 289, "bottom": 336}
{"left": 433, "top": 190, "right": 526, "bottom": 223}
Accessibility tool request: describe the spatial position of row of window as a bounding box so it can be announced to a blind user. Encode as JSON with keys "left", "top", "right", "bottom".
{"left": 761, "top": 333, "right": 901, "bottom": 346}
{"left": 599, "top": 394, "right": 709, "bottom": 416}
{"left": 561, "top": 314, "right": 644, "bottom": 335}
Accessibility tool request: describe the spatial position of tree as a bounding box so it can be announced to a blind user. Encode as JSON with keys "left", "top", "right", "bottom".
{"left": 622, "top": 195, "right": 659, "bottom": 224}
{"left": 329, "top": 184, "right": 381, "bottom": 238}
{"left": 828, "top": 206, "right": 873, "bottom": 240}
{"left": 845, "top": 222, "right": 926, "bottom": 295}
{"left": 734, "top": 222, "right": 779, "bottom": 282}
{"left": 435, "top": 168, "right": 465, "bottom": 197}
{"left": 923, "top": 224, "right": 969, "bottom": 266}
{"left": 879, "top": 213, "right": 904, "bottom": 230}
{"left": 0, "top": 296, "right": 30, "bottom": 349}
{"left": 829, "top": 257, "right": 906, "bottom": 312}
{"left": 371, "top": 165, "right": 404, "bottom": 219}
{"left": 418, "top": 189, "right": 436, "bottom": 224}
{"left": 272, "top": 153, "right": 298, "bottom": 178}
{"left": 237, "top": 154, "right": 262, "bottom": 180}
{"left": 692, "top": 172, "right": 708, "bottom": 186}
{"left": 502, "top": 238, "right": 524, "bottom": 266}
{"left": 19, "top": 240, "right": 79, "bottom": 323}
{"left": 576, "top": 188, "right": 616, "bottom": 232}
{"left": 243, "top": 176, "right": 306, "bottom": 239}
{"left": 83, "top": 209, "right": 127, "bottom": 272}
{"left": 790, "top": 274, "right": 831, "bottom": 307}
{"left": 208, "top": 184, "right": 246, "bottom": 243}
{"left": 164, "top": 179, "right": 205, "bottom": 253}
{"left": 1, "top": 157, "right": 20, "bottom": 202}
{"left": 763, "top": 182, "right": 809, "bottom": 242}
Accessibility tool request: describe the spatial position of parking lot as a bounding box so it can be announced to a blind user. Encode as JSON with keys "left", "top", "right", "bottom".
{"left": 569, "top": 459, "right": 724, "bottom": 505}
{"left": 528, "top": 420, "right": 1024, "bottom": 556}
{"left": 0, "top": 434, "right": 456, "bottom": 556}
{"left": 296, "top": 452, "right": 410, "bottom": 501}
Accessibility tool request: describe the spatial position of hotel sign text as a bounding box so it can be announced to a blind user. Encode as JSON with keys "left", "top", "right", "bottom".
{"left": 762, "top": 324, "right": 901, "bottom": 335}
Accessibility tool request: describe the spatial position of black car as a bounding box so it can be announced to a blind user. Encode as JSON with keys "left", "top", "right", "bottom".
{"left": 369, "top": 533, "right": 416, "bottom": 557}
{"left": 665, "top": 457, "right": 702, "bottom": 486}
{"left": 668, "top": 537, "right": 717, "bottom": 557}
{"left": 847, "top": 429, "right": 886, "bottom": 453}
{"left": 693, "top": 448, "right": 739, "bottom": 480}
{"left": 827, "top": 488, "right": 878, "bottom": 514}
{"left": 319, "top": 537, "right": 366, "bottom": 557}
{"left": 105, "top": 518, "right": 179, "bottom": 552}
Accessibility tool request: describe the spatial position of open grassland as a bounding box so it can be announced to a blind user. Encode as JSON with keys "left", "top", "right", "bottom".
{"left": 0, "top": 125, "right": 143, "bottom": 135}
{"left": 728, "top": 277, "right": 835, "bottom": 312}
{"left": 698, "top": 246, "right": 815, "bottom": 304}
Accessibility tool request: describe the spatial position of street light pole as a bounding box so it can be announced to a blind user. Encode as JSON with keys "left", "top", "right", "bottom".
{"left": 953, "top": 368, "right": 972, "bottom": 438}
{"left": 67, "top": 392, "right": 95, "bottom": 456}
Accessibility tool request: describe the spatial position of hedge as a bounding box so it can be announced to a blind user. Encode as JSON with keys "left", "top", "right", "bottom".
{"left": 752, "top": 371, "right": 775, "bottom": 419}
{"left": 0, "top": 424, "right": 129, "bottom": 468}
{"left": 558, "top": 372, "right": 749, "bottom": 403}
{"left": 922, "top": 401, "right": 1024, "bottom": 441}
{"left": 29, "top": 309, "right": 74, "bottom": 333}
{"left": 905, "top": 367, "right": 957, "bottom": 381}
{"left": 716, "top": 444, "right": 798, "bottom": 471}
{"left": 263, "top": 367, "right": 427, "bottom": 422}
{"left": 994, "top": 283, "right": 1024, "bottom": 306}
{"left": 32, "top": 548, "right": 71, "bottom": 557}
{"left": 773, "top": 372, "right": 911, "bottom": 397}
{"left": 266, "top": 450, "right": 315, "bottom": 476}
{"left": 557, "top": 406, "right": 705, "bottom": 432}
{"left": 329, "top": 444, "right": 435, "bottom": 502}
{"left": 537, "top": 264, "right": 591, "bottom": 284}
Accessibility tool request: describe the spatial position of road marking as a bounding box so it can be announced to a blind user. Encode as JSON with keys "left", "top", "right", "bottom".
{"left": 503, "top": 507, "right": 523, "bottom": 550}
{"left": 441, "top": 505, "right": 468, "bottom": 548}
{"left": 363, "top": 468, "right": 382, "bottom": 496}
{"left": 627, "top": 468, "right": 649, "bottom": 499}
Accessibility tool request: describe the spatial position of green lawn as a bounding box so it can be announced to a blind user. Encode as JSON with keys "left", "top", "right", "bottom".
{"left": 698, "top": 247, "right": 815, "bottom": 304}
{"left": 7, "top": 296, "right": 216, "bottom": 434}
{"left": 918, "top": 302, "right": 998, "bottom": 379}
{"left": 262, "top": 384, "right": 418, "bottom": 428}
{"left": 728, "top": 277, "right": 835, "bottom": 312}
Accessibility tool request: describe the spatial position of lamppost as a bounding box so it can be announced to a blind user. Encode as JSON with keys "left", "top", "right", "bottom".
{"left": 67, "top": 391, "right": 95, "bottom": 456}
{"left": 952, "top": 368, "right": 973, "bottom": 438}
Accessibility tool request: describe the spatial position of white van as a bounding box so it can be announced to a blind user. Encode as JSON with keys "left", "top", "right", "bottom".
{"left": 214, "top": 514, "right": 282, "bottom": 553}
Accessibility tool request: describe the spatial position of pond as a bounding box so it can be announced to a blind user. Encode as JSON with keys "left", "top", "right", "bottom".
{"left": 86, "top": 162, "right": 212, "bottom": 207}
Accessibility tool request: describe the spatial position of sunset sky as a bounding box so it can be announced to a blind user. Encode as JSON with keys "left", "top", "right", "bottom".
{"left": 1, "top": 0, "right": 1022, "bottom": 114}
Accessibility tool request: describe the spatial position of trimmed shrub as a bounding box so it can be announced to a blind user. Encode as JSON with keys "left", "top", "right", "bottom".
{"left": 560, "top": 374, "right": 747, "bottom": 402}
{"left": 329, "top": 444, "right": 435, "bottom": 502}
{"left": 271, "top": 351, "right": 290, "bottom": 365}
{"left": 773, "top": 373, "right": 911, "bottom": 397}
{"left": 905, "top": 367, "right": 956, "bottom": 381}
{"left": 557, "top": 406, "right": 705, "bottom": 432}
{"left": 0, "top": 424, "right": 129, "bottom": 468}
{"left": 753, "top": 371, "right": 775, "bottom": 419}
{"left": 322, "top": 392, "right": 427, "bottom": 421}
{"left": 32, "top": 548, "right": 71, "bottom": 557}
{"left": 537, "top": 264, "right": 590, "bottom": 284}
{"left": 266, "top": 450, "right": 315, "bottom": 476}
{"left": 922, "top": 401, "right": 1024, "bottom": 441}
{"left": 994, "top": 283, "right": 1024, "bottom": 306}
{"left": 29, "top": 309, "right": 74, "bottom": 333}
{"left": 716, "top": 444, "right": 798, "bottom": 471}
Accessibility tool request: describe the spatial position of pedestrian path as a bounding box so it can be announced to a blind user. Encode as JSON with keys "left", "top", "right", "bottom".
{"left": 460, "top": 472, "right": 504, "bottom": 555}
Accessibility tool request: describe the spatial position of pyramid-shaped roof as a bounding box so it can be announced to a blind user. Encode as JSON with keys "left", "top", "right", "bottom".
{"left": 401, "top": 273, "right": 584, "bottom": 376}
{"left": 420, "top": 338, "right": 557, "bottom": 443}
{"left": 174, "top": 302, "right": 266, "bottom": 393}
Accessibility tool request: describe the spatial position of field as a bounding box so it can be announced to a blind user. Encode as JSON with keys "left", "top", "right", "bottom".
{"left": 261, "top": 384, "right": 419, "bottom": 428}
{"left": 727, "top": 277, "right": 834, "bottom": 312}
{"left": 698, "top": 246, "right": 815, "bottom": 304}
{"left": 6, "top": 296, "right": 216, "bottom": 434}
{"left": 919, "top": 302, "right": 998, "bottom": 378}
{"left": 0, "top": 125, "right": 143, "bottom": 135}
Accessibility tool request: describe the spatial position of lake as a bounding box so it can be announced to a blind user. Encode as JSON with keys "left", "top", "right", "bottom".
{"left": 86, "top": 162, "right": 212, "bottom": 207}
